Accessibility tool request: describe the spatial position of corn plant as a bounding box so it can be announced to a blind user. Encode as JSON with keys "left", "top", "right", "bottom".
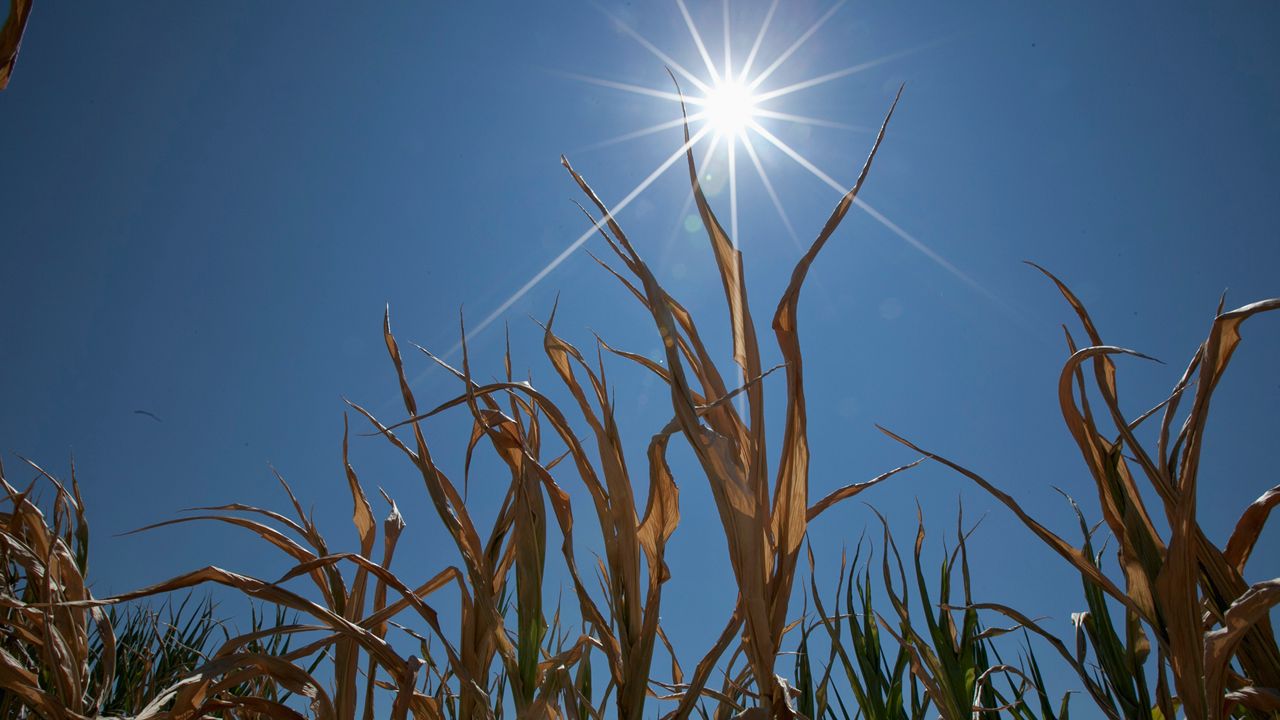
{"left": 801, "top": 509, "right": 1069, "bottom": 720}
{"left": 356, "top": 319, "right": 617, "bottom": 719}
{"left": 547, "top": 83, "right": 916, "bottom": 719}
{"left": 5, "top": 62, "right": 1275, "bottom": 719}
{"left": 880, "top": 266, "right": 1280, "bottom": 719}
{"left": 0, "top": 458, "right": 114, "bottom": 718}
{"left": 0, "top": 459, "right": 301, "bottom": 719}
{"left": 91, "top": 599, "right": 296, "bottom": 717}
{"left": 371, "top": 305, "right": 681, "bottom": 720}
{"left": 114, "top": 419, "right": 467, "bottom": 719}
{"left": 803, "top": 541, "right": 924, "bottom": 720}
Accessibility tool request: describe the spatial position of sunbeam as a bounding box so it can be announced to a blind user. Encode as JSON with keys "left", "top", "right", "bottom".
{"left": 595, "top": 3, "right": 711, "bottom": 94}
{"left": 722, "top": 0, "right": 733, "bottom": 82}
{"left": 554, "top": 71, "right": 695, "bottom": 104}
{"left": 753, "top": 108, "right": 869, "bottom": 132}
{"left": 749, "top": 120, "right": 846, "bottom": 193}
{"left": 738, "top": 0, "right": 779, "bottom": 82}
{"left": 749, "top": 119, "right": 997, "bottom": 303}
{"left": 697, "top": 130, "right": 726, "bottom": 188}
{"left": 747, "top": 0, "right": 846, "bottom": 91}
{"left": 728, "top": 136, "right": 739, "bottom": 247}
{"left": 657, "top": 133, "right": 724, "bottom": 272}
{"left": 575, "top": 113, "right": 708, "bottom": 154}
{"left": 739, "top": 132, "right": 802, "bottom": 251}
{"left": 754, "top": 44, "right": 931, "bottom": 103}
{"left": 677, "top": 0, "right": 722, "bottom": 84}
{"left": 852, "top": 197, "right": 997, "bottom": 303}
{"left": 441, "top": 125, "right": 712, "bottom": 360}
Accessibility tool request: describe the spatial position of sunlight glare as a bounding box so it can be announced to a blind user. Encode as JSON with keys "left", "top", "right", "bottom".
{"left": 425, "top": 2, "right": 1002, "bottom": 375}
{"left": 703, "top": 79, "right": 758, "bottom": 138}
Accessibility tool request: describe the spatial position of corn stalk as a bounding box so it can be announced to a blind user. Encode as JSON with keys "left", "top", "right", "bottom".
{"left": 881, "top": 269, "right": 1280, "bottom": 720}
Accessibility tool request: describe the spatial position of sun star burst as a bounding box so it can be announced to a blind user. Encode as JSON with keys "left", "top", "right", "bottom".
{"left": 702, "top": 79, "right": 759, "bottom": 138}
{"left": 434, "top": 0, "right": 994, "bottom": 367}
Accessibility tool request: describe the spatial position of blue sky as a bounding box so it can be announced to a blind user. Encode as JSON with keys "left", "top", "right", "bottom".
{"left": 2, "top": 0, "right": 1278, "bottom": 711}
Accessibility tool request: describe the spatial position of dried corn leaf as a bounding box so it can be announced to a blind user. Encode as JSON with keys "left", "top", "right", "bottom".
{"left": 0, "top": 0, "right": 33, "bottom": 90}
{"left": 1223, "top": 484, "right": 1280, "bottom": 574}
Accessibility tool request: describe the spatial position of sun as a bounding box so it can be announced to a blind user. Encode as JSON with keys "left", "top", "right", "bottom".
{"left": 447, "top": 1, "right": 983, "bottom": 356}
{"left": 702, "top": 79, "right": 758, "bottom": 138}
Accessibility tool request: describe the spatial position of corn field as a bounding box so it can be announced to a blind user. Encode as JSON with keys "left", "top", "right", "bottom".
{"left": 2, "top": 8, "right": 1279, "bottom": 717}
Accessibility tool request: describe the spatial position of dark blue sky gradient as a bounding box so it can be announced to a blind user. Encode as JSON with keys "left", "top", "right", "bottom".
{"left": 2, "top": 1, "right": 1277, "bottom": 708}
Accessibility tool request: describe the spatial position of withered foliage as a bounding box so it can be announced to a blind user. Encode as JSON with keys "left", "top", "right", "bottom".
{"left": 1, "top": 87, "right": 1276, "bottom": 719}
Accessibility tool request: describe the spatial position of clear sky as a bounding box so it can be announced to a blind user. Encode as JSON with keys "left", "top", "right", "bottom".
{"left": 2, "top": 1, "right": 1278, "bottom": 711}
